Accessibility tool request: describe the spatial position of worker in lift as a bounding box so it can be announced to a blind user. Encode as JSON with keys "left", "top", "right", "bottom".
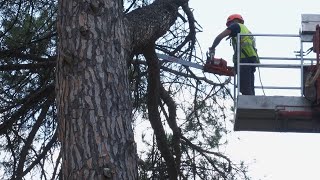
{"left": 209, "top": 14, "right": 259, "bottom": 95}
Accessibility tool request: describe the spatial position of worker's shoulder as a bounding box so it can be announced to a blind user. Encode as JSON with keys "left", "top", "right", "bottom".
{"left": 227, "top": 23, "right": 240, "bottom": 36}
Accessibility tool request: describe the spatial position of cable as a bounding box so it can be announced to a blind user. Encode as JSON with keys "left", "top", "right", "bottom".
{"left": 257, "top": 67, "right": 266, "bottom": 96}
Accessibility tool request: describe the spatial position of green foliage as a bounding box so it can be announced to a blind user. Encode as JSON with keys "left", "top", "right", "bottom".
{"left": 0, "top": 1, "right": 58, "bottom": 179}
{"left": 1, "top": 4, "right": 56, "bottom": 56}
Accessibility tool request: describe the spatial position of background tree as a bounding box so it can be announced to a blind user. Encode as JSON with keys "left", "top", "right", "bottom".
{"left": 0, "top": 0, "right": 249, "bottom": 179}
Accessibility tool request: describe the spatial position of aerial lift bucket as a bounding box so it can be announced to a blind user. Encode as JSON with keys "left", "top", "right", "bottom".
{"left": 234, "top": 22, "right": 320, "bottom": 133}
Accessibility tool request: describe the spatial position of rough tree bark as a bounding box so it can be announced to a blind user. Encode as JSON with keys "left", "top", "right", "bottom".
{"left": 56, "top": 0, "right": 137, "bottom": 179}
{"left": 57, "top": 0, "right": 188, "bottom": 179}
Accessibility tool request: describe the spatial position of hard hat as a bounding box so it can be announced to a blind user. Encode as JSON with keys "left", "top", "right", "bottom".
{"left": 226, "top": 14, "right": 244, "bottom": 26}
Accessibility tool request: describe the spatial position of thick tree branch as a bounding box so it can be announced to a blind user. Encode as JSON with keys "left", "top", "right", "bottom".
{"left": 144, "top": 45, "right": 178, "bottom": 179}
{"left": 159, "top": 85, "right": 181, "bottom": 173}
{"left": 126, "top": 0, "right": 188, "bottom": 54}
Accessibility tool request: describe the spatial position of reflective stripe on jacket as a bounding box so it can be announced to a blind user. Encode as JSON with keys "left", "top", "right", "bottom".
{"left": 231, "top": 23, "right": 259, "bottom": 63}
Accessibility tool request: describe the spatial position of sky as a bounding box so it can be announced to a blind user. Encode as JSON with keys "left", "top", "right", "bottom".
{"left": 189, "top": 1, "right": 320, "bottom": 180}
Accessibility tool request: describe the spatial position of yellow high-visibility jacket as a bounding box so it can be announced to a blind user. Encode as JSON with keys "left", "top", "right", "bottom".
{"left": 231, "top": 23, "right": 259, "bottom": 63}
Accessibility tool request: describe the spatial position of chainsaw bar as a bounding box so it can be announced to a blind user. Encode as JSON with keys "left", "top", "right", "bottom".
{"left": 156, "top": 53, "right": 234, "bottom": 76}
{"left": 156, "top": 53, "right": 203, "bottom": 70}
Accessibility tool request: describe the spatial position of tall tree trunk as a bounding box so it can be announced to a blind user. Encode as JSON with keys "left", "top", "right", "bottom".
{"left": 56, "top": 0, "right": 137, "bottom": 179}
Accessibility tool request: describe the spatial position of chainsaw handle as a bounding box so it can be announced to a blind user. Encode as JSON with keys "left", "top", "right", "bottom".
{"left": 208, "top": 47, "right": 215, "bottom": 58}
{"left": 210, "top": 51, "right": 215, "bottom": 59}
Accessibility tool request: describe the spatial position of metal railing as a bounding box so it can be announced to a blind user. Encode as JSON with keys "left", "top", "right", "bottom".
{"left": 234, "top": 33, "right": 316, "bottom": 107}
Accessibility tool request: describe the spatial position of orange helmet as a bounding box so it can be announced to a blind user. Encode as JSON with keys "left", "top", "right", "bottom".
{"left": 226, "top": 14, "right": 244, "bottom": 26}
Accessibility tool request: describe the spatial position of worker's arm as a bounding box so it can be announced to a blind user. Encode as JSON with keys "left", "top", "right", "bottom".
{"left": 211, "top": 29, "right": 232, "bottom": 50}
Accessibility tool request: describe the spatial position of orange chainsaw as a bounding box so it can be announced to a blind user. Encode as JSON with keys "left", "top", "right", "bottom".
{"left": 204, "top": 52, "right": 234, "bottom": 76}
{"left": 157, "top": 53, "right": 234, "bottom": 76}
